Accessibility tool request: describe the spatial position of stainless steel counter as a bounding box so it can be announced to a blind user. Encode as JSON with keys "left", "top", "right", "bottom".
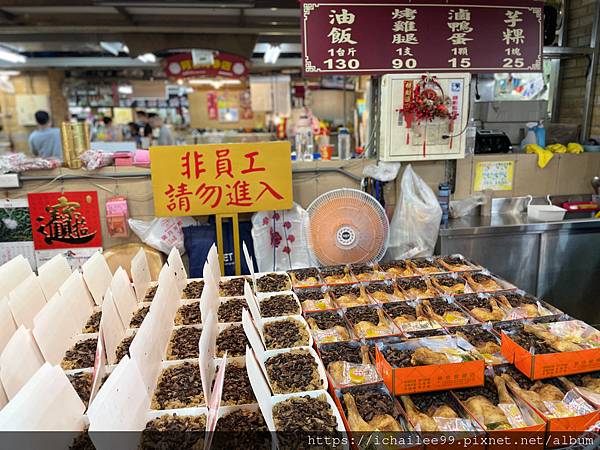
{"left": 438, "top": 214, "right": 600, "bottom": 325}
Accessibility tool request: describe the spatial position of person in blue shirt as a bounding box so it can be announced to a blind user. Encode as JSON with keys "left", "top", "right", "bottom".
{"left": 28, "top": 110, "right": 63, "bottom": 161}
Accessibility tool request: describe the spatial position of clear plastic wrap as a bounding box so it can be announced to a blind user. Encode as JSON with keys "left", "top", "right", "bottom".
{"left": 128, "top": 217, "right": 196, "bottom": 255}
{"left": 0, "top": 153, "right": 61, "bottom": 174}
{"left": 80, "top": 150, "right": 114, "bottom": 170}
{"left": 449, "top": 192, "right": 487, "bottom": 219}
{"left": 386, "top": 164, "right": 442, "bottom": 260}
{"left": 251, "top": 203, "right": 311, "bottom": 272}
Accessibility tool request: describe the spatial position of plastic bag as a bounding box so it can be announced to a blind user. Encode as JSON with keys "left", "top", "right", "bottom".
{"left": 251, "top": 202, "right": 311, "bottom": 272}
{"left": 386, "top": 164, "right": 442, "bottom": 260}
{"left": 449, "top": 192, "right": 486, "bottom": 218}
{"left": 362, "top": 161, "right": 401, "bottom": 182}
{"left": 0, "top": 153, "right": 61, "bottom": 174}
{"left": 128, "top": 216, "right": 196, "bottom": 255}
{"left": 80, "top": 150, "right": 114, "bottom": 170}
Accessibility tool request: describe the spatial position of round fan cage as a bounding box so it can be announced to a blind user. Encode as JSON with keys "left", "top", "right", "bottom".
{"left": 305, "top": 188, "right": 390, "bottom": 266}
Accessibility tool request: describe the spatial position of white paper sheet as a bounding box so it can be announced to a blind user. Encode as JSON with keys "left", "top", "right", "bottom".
{"left": 37, "top": 253, "right": 71, "bottom": 300}
{"left": 0, "top": 296, "right": 17, "bottom": 354}
{"left": 7, "top": 274, "right": 47, "bottom": 329}
{"left": 59, "top": 270, "right": 95, "bottom": 309}
{"left": 167, "top": 246, "right": 187, "bottom": 292}
{"left": 207, "top": 244, "right": 221, "bottom": 281}
{"left": 0, "top": 379, "right": 7, "bottom": 411}
{"left": 32, "top": 292, "right": 78, "bottom": 365}
{"left": 88, "top": 356, "right": 150, "bottom": 432}
{"left": 199, "top": 311, "right": 217, "bottom": 404}
{"left": 110, "top": 267, "right": 138, "bottom": 329}
{"left": 0, "top": 255, "right": 34, "bottom": 300}
{"left": 131, "top": 248, "right": 151, "bottom": 302}
{"left": 0, "top": 326, "right": 45, "bottom": 399}
{"left": 82, "top": 251, "right": 113, "bottom": 306}
{"left": 100, "top": 292, "right": 126, "bottom": 365}
{"left": 0, "top": 363, "right": 86, "bottom": 432}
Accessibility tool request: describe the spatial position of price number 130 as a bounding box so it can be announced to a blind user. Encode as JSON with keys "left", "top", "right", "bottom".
{"left": 324, "top": 58, "right": 360, "bottom": 70}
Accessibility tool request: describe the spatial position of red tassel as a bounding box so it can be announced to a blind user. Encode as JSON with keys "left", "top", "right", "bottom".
{"left": 422, "top": 138, "right": 427, "bottom": 158}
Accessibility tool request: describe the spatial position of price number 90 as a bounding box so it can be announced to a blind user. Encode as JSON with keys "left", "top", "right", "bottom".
{"left": 392, "top": 58, "right": 417, "bottom": 69}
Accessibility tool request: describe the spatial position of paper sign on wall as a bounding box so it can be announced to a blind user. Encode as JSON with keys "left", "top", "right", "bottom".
{"left": 474, "top": 161, "right": 515, "bottom": 191}
{"left": 150, "top": 142, "right": 293, "bottom": 216}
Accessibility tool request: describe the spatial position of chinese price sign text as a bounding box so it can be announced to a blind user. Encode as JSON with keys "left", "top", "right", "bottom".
{"left": 301, "top": 1, "right": 542, "bottom": 75}
{"left": 150, "top": 142, "right": 293, "bottom": 216}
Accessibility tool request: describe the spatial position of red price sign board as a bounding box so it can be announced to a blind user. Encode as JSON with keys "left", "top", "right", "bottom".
{"left": 27, "top": 191, "right": 102, "bottom": 250}
{"left": 163, "top": 52, "right": 249, "bottom": 79}
{"left": 150, "top": 142, "right": 293, "bottom": 216}
{"left": 301, "top": 0, "right": 543, "bottom": 75}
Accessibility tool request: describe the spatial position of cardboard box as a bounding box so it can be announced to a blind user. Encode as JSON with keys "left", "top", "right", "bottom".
{"left": 296, "top": 287, "right": 337, "bottom": 313}
{"left": 343, "top": 304, "right": 400, "bottom": 339}
{"left": 255, "top": 291, "right": 302, "bottom": 318}
{"left": 287, "top": 267, "right": 324, "bottom": 289}
{"left": 333, "top": 383, "right": 420, "bottom": 449}
{"left": 254, "top": 271, "right": 292, "bottom": 294}
{"left": 501, "top": 374, "right": 600, "bottom": 444}
{"left": 397, "top": 389, "right": 486, "bottom": 450}
{"left": 500, "top": 321, "right": 600, "bottom": 379}
{"left": 305, "top": 309, "right": 354, "bottom": 345}
{"left": 245, "top": 350, "right": 346, "bottom": 438}
{"left": 375, "top": 337, "right": 485, "bottom": 395}
{"left": 452, "top": 386, "right": 546, "bottom": 450}
{"left": 316, "top": 340, "right": 381, "bottom": 389}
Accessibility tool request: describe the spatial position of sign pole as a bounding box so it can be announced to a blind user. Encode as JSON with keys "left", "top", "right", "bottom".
{"left": 215, "top": 214, "right": 241, "bottom": 276}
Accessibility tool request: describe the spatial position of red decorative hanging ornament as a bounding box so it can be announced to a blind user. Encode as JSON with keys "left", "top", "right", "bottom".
{"left": 399, "top": 75, "right": 459, "bottom": 158}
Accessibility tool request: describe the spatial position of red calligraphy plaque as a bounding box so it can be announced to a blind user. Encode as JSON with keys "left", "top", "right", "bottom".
{"left": 28, "top": 191, "right": 103, "bottom": 250}
{"left": 301, "top": 0, "right": 543, "bottom": 75}
{"left": 163, "top": 52, "right": 249, "bottom": 79}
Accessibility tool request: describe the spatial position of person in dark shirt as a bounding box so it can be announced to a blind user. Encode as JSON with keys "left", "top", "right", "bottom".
{"left": 135, "top": 110, "right": 153, "bottom": 138}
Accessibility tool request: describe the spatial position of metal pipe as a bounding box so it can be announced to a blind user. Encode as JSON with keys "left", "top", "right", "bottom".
{"left": 550, "top": 0, "right": 569, "bottom": 121}
{"left": 292, "top": 167, "right": 362, "bottom": 182}
{"left": 582, "top": 1, "right": 600, "bottom": 142}
{"left": 19, "top": 172, "right": 151, "bottom": 181}
{"left": 19, "top": 167, "right": 364, "bottom": 183}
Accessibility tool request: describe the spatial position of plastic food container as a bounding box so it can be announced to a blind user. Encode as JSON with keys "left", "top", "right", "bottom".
{"left": 527, "top": 205, "right": 567, "bottom": 221}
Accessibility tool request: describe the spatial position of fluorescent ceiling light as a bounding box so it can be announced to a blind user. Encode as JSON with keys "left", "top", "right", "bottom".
{"left": 263, "top": 44, "right": 281, "bottom": 64}
{"left": 0, "top": 47, "right": 26, "bottom": 64}
{"left": 100, "top": 41, "right": 127, "bottom": 56}
{"left": 137, "top": 53, "right": 156, "bottom": 63}
{"left": 118, "top": 85, "right": 133, "bottom": 94}
{"left": 188, "top": 79, "right": 241, "bottom": 89}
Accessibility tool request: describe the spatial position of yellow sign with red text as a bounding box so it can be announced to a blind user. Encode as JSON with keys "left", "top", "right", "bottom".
{"left": 150, "top": 141, "right": 292, "bottom": 216}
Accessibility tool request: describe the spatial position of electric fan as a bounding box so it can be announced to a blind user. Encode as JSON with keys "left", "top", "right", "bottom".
{"left": 305, "top": 188, "right": 390, "bottom": 266}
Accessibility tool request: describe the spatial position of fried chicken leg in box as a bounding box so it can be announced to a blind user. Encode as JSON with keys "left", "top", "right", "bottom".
{"left": 496, "top": 295, "right": 540, "bottom": 317}
{"left": 464, "top": 380, "right": 512, "bottom": 430}
{"left": 353, "top": 309, "right": 392, "bottom": 337}
{"left": 306, "top": 318, "right": 350, "bottom": 341}
{"left": 501, "top": 374, "right": 548, "bottom": 414}
{"left": 400, "top": 396, "right": 439, "bottom": 432}
{"left": 422, "top": 299, "right": 468, "bottom": 324}
{"left": 470, "top": 298, "right": 506, "bottom": 322}
{"left": 531, "top": 381, "right": 564, "bottom": 402}
{"left": 454, "top": 331, "right": 501, "bottom": 356}
{"left": 411, "top": 347, "right": 450, "bottom": 366}
{"left": 523, "top": 324, "right": 583, "bottom": 352}
{"left": 344, "top": 392, "right": 403, "bottom": 432}
{"left": 428, "top": 404, "right": 459, "bottom": 419}
{"left": 328, "top": 347, "right": 372, "bottom": 382}
{"left": 582, "top": 375, "right": 600, "bottom": 393}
